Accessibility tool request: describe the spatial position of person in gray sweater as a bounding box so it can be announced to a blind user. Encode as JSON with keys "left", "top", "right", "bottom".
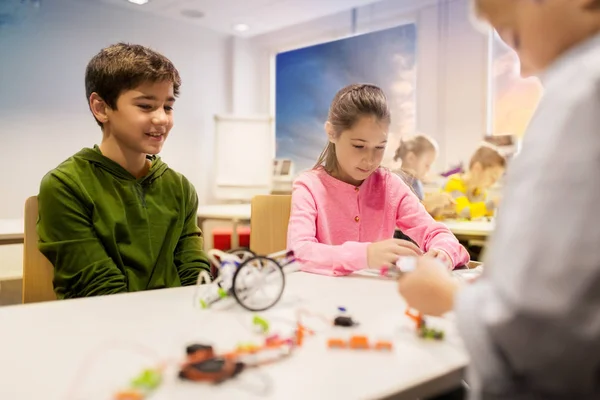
{"left": 398, "top": 1, "right": 600, "bottom": 399}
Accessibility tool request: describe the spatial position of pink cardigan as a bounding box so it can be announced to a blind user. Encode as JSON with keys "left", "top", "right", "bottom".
{"left": 286, "top": 167, "right": 469, "bottom": 276}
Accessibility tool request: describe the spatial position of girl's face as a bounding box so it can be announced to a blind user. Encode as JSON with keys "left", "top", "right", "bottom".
{"left": 327, "top": 115, "right": 389, "bottom": 186}
{"left": 471, "top": 163, "right": 505, "bottom": 190}
{"left": 406, "top": 150, "right": 437, "bottom": 181}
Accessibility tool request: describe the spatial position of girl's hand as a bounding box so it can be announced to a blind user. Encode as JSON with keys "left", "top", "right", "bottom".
{"left": 397, "top": 257, "right": 459, "bottom": 316}
{"left": 423, "top": 192, "right": 456, "bottom": 214}
{"left": 367, "top": 239, "right": 422, "bottom": 269}
{"left": 424, "top": 248, "right": 453, "bottom": 270}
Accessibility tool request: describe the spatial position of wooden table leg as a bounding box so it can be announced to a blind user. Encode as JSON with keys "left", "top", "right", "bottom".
{"left": 231, "top": 219, "right": 240, "bottom": 249}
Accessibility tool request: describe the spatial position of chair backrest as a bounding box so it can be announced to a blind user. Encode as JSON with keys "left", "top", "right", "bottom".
{"left": 250, "top": 195, "right": 292, "bottom": 255}
{"left": 23, "top": 196, "right": 56, "bottom": 303}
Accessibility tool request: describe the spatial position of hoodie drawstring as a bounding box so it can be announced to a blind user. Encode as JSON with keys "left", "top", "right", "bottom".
{"left": 135, "top": 184, "right": 147, "bottom": 208}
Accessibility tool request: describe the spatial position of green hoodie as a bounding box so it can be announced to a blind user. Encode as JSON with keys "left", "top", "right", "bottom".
{"left": 37, "top": 146, "right": 211, "bottom": 299}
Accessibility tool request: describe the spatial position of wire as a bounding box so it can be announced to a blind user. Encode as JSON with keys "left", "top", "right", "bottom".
{"left": 193, "top": 270, "right": 214, "bottom": 308}
{"left": 65, "top": 339, "right": 172, "bottom": 400}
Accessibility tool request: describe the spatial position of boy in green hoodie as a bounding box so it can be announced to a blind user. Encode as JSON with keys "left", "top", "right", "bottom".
{"left": 37, "top": 43, "right": 212, "bottom": 299}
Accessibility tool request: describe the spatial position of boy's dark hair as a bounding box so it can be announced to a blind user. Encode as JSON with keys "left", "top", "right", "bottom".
{"left": 85, "top": 43, "right": 181, "bottom": 126}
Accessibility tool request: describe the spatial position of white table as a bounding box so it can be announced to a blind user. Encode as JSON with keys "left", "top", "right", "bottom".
{"left": 442, "top": 220, "right": 495, "bottom": 242}
{"left": 0, "top": 219, "right": 24, "bottom": 245}
{"left": 0, "top": 272, "right": 468, "bottom": 400}
{"left": 197, "top": 204, "right": 252, "bottom": 249}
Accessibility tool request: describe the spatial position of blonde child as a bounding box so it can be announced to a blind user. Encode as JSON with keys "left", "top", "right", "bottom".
{"left": 443, "top": 144, "right": 506, "bottom": 219}
{"left": 286, "top": 84, "right": 469, "bottom": 276}
{"left": 394, "top": 134, "right": 456, "bottom": 218}
{"left": 399, "top": 1, "right": 600, "bottom": 398}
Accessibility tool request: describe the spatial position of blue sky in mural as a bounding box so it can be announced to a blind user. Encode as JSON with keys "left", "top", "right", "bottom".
{"left": 275, "top": 24, "right": 417, "bottom": 173}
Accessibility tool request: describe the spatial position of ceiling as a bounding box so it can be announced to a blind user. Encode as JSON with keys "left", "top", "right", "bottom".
{"left": 93, "top": 0, "right": 384, "bottom": 37}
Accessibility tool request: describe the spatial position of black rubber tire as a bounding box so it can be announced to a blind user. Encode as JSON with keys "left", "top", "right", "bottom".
{"left": 231, "top": 255, "right": 285, "bottom": 312}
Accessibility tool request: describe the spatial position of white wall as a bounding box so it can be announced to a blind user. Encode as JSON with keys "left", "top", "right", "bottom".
{"left": 0, "top": 0, "right": 231, "bottom": 219}
{"left": 437, "top": 0, "right": 489, "bottom": 169}
{"left": 229, "top": 37, "right": 264, "bottom": 115}
{"left": 239, "top": 0, "right": 489, "bottom": 174}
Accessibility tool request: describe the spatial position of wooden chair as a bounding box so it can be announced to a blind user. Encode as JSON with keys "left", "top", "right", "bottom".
{"left": 250, "top": 195, "right": 292, "bottom": 255}
{"left": 22, "top": 196, "right": 56, "bottom": 303}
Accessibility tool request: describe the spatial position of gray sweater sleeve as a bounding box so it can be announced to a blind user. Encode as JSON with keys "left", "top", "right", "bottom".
{"left": 455, "top": 79, "right": 600, "bottom": 399}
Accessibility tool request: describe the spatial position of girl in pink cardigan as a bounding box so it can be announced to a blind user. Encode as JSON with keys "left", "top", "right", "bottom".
{"left": 286, "top": 84, "right": 469, "bottom": 276}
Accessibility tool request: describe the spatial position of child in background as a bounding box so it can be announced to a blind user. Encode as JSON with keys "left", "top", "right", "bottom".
{"left": 443, "top": 144, "right": 505, "bottom": 220}
{"left": 399, "top": 0, "right": 600, "bottom": 398}
{"left": 37, "top": 43, "right": 211, "bottom": 299}
{"left": 286, "top": 84, "right": 469, "bottom": 276}
{"left": 394, "top": 134, "right": 456, "bottom": 219}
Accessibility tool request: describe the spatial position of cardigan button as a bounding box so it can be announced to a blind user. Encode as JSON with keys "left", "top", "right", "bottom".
{"left": 354, "top": 187, "right": 359, "bottom": 192}
{"left": 354, "top": 216, "right": 360, "bottom": 222}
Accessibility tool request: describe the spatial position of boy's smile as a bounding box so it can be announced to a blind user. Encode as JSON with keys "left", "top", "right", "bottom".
{"left": 107, "top": 80, "right": 175, "bottom": 156}
{"left": 91, "top": 80, "right": 176, "bottom": 177}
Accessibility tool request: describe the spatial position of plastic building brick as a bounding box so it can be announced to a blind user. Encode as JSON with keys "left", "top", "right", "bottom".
{"left": 405, "top": 308, "right": 445, "bottom": 341}
{"left": 349, "top": 336, "right": 369, "bottom": 349}
{"left": 179, "top": 344, "right": 244, "bottom": 383}
{"left": 252, "top": 315, "right": 270, "bottom": 334}
{"left": 418, "top": 327, "right": 445, "bottom": 340}
{"left": 334, "top": 315, "right": 358, "bottom": 327}
{"left": 327, "top": 338, "right": 347, "bottom": 349}
{"left": 327, "top": 336, "right": 393, "bottom": 351}
{"left": 114, "top": 390, "right": 145, "bottom": 400}
{"left": 113, "top": 367, "right": 163, "bottom": 400}
{"left": 374, "top": 341, "right": 393, "bottom": 351}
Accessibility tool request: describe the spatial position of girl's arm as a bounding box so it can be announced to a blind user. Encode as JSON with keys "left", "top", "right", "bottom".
{"left": 286, "top": 180, "right": 369, "bottom": 276}
{"left": 394, "top": 174, "right": 470, "bottom": 269}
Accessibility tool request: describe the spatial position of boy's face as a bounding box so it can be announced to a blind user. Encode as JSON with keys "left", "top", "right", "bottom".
{"left": 472, "top": 163, "right": 504, "bottom": 190}
{"left": 328, "top": 115, "right": 388, "bottom": 186}
{"left": 104, "top": 80, "right": 175, "bottom": 155}
{"left": 474, "top": 0, "right": 598, "bottom": 75}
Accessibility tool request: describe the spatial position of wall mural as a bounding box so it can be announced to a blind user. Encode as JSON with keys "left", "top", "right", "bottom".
{"left": 275, "top": 24, "right": 417, "bottom": 175}
{"left": 0, "top": 0, "right": 41, "bottom": 29}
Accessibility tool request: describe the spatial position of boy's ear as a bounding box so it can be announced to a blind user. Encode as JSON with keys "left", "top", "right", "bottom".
{"left": 324, "top": 121, "right": 336, "bottom": 143}
{"left": 581, "top": 0, "right": 600, "bottom": 9}
{"left": 89, "top": 93, "right": 109, "bottom": 124}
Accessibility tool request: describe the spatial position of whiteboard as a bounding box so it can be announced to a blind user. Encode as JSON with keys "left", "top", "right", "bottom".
{"left": 214, "top": 114, "right": 274, "bottom": 201}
